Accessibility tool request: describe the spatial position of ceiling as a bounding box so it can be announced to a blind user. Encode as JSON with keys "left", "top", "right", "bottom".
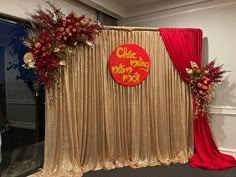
{"left": 79, "top": 0, "right": 212, "bottom": 19}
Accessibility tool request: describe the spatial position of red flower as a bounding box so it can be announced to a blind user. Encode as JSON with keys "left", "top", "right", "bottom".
{"left": 197, "top": 83, "right": 202, "bottom": 88}
{"left": 203, "top": 80, "right": 208, "bottom": 85}
{"left": 35, "top": 42, "right": 42, "bottom": 49}
{"left": 59, "top": 27, "right": 65, "bottom": 32}
{"left": 204, "top": 70, "right": 209, "bottom": 74}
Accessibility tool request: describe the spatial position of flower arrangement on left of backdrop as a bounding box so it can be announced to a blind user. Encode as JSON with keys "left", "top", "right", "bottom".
{"left": 186, "top": 60, "right": 227, "bottom": 117}
{"left": 22, "top": 1, "right": 103, "bottom": 90}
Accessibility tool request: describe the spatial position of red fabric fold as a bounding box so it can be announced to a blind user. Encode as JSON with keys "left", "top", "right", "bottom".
{"left": 191, "top": 107, "right": 236, "bottom": 169}
{"left": 160, "top": 28, "right": 236, "bottom": 169}
{"left": 159, "top": 28, "right": 202, "bottom": 83}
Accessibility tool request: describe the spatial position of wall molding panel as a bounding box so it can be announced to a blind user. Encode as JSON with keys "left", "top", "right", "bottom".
{"left": 7, "top": 99, "right": 35, "bottom": 105}
{"left": 9, "top": 121, "right": 35, "bottom": 130}
{"left": 7, "top": 99, "right": 36, "bottom": 130}
{"left": 209, "top": 106, "right": 236, "bottom": 116}
{"left": 219, "top": 147, "right": 236, "bottom": 158}
{"left": 209, "top": 106, "right": 236, "bottom": 157}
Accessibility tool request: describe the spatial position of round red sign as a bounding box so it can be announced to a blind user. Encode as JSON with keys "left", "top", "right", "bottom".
{"left": 109, "top": 44, "right": 150, "bottom": 86}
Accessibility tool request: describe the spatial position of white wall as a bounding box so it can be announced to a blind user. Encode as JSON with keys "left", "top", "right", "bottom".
{"left": 0, "top": 0, "right": 96, "bottom": 20}
{"left": 119, "top": 3, "right": 236, "bottom": 157}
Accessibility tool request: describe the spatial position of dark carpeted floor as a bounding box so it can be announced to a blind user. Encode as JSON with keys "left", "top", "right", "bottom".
{"left": 13, "top": 161, "right": 236, "bottom": 177}
{"left": 83, "top": 163, "right": 236, "bottom": 177}
{"left": 1, "top": 127, "right": 44, "bottom": 177}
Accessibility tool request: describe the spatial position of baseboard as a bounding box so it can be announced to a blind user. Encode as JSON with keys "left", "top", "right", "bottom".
{"left": 218, "top": 147, "right": 236, "bottom": 158}
{"left": 8, "top": 121, "right": 36, "bottom": 130}
{"left": 209, "top": 106, "right": 236, "bottom": 116}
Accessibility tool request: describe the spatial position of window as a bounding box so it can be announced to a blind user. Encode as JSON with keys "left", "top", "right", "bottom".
{"left": 0, "top": 17, "right": 44, "bottom": 177}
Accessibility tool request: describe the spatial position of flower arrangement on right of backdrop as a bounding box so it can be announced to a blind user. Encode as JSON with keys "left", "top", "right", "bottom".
{"left": 186, "top": 60, "right": 228, "bottom": 117}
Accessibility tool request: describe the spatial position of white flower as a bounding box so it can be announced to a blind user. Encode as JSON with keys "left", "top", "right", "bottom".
{"left": 85, "top": 40, "right": 94, "bottom": 47}
{"left": 23, "top": 52, "right": 35, "bottom": 68}
{"left": 54, "top": 47, "right": 60, "bottom": 52}
{"left": 190, "top": 61, "right": 199, "bottom": 69}
{"left": 186, "top": 68, "right": 193, "bottom": 74}
{"left": 59, "top": 60, "right": 66, "bottom": 66}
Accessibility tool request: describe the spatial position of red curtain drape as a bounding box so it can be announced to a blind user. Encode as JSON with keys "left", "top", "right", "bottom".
{"left": 160, "top": 28, "right": 236, "bottom": 169}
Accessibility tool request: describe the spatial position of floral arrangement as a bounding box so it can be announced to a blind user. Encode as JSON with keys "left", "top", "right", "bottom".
{"left": 186, "top": 60, "right": 227, "bottom": 117}
{"left": 22, "top": 1, "right": 103, "bottom": 90}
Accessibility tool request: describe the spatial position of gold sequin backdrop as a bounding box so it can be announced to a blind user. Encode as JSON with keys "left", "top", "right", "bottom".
{"left": 32, "top": 27, "right": 193, "bottom": 177}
